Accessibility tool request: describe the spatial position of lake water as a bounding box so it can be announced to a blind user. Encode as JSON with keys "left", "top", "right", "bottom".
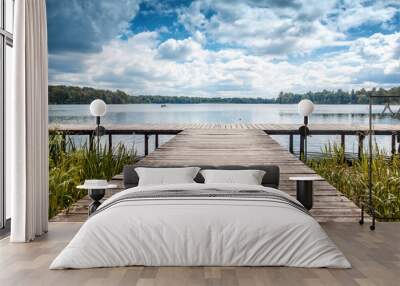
{"left": 49, "top": 104, "right": 400, "bottom": 156}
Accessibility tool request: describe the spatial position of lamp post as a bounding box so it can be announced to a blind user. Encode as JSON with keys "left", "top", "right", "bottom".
{"left": 89, "top": 99, "right": 107, "bottom": 155}
{"left": 298, "top": 99, "right": 314, "bottom": 162}
{"left": 85, "top": 100, "right": 108, "bottom": 215}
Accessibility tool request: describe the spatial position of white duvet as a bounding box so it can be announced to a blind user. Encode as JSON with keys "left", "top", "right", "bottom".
{"left": 50, "top": 183, "right": 351, "bottom": 269}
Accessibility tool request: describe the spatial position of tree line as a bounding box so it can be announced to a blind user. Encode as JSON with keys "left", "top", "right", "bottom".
{"left": 49, "top": 85, "right": 400, "bottom": 105}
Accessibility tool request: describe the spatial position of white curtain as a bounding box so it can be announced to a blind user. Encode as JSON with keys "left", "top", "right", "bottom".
{"left": 9, "top": 0, "right": 49, "bottom": 242}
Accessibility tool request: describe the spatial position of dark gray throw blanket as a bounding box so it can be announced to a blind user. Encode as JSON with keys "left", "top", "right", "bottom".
{"left": 92, "top": 189, "right": 310, "bottom": 217}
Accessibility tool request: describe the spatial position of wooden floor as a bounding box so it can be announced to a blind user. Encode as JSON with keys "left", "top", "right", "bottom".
{"left": 1, "top": 222, "right": 399, "bottom": 286}
{"left": 53, "top": 128, "right": 361, "bottom": 222}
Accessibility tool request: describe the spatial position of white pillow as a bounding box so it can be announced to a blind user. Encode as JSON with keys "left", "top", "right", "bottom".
{"left": 135, "top": 167, "right": 201, "bottom": 186}
{"left": 200, "top": 169, "right": 266, "bottom": 185}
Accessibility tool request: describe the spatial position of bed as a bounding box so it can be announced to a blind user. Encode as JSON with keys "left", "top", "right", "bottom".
{"left": 50, "top": 165, "right": 351, "bottom": 269}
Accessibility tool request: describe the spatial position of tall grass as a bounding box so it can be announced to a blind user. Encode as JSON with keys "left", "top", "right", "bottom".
{"left": 308, "top": 144, "right": 400, "bottom": 219}
{"left": 48, "top": 134, "right": 137, "bottom": 218}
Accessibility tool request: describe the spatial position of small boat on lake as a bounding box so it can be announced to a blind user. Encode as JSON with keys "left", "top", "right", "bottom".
{"left": 161, "top": 104, "right": 167, "bottom": 108}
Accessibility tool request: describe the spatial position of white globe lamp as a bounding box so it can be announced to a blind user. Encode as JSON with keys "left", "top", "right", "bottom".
{"left": 298, "top": 99, "right": 314, "bottom": 118}
{"left": 90, "top": 99, "right": 107, "bottom": 117}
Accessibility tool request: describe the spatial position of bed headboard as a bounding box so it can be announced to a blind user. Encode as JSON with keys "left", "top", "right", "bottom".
{"left": 123, "top": 164, "right": 280, "bottom": 189}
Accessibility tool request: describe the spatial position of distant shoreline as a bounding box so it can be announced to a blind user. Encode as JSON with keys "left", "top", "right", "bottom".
{"left": 49, "top": 85, "right": 400, "bottom": 105}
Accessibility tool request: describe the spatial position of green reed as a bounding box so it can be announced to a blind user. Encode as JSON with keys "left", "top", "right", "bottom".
{"left": 308, "top": 143, "right": 400, "bottom": 220}
{"left": 48, "top": 133, "right": 137, "bottom": 218}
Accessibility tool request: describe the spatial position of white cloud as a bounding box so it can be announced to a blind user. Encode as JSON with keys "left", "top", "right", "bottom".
{"left": 329, "top": 0, "right": 399, "bottom": 32}
{"left": 177, "top": 0, "right": 400, "bottom": 56}
{"left": 50, "top": 30, "right": 400, "bottom": 98}
{"left": 178, "top": 0, "right": 344, "bottom": 55}
{"left": 157, "top": 38, "right": 204, "bottom": 61}
{"left": 350, "top": 33, "right": 399, "bottom": 62}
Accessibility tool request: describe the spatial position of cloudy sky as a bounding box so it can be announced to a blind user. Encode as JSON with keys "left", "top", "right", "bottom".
{"left": 47, "top": 0, "right": 400, "bottom": 98}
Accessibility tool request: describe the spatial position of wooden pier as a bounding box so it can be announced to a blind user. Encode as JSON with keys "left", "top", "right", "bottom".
{"left": 52, "top": 127, "right": 363, "bottom": 223}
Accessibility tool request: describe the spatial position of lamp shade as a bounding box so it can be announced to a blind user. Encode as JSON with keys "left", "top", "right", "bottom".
{"left": 298, "top": 99, "right": 314, "bottom": 117}
{"left": 90, "top": 99, "right": 107, "bottom": 117}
